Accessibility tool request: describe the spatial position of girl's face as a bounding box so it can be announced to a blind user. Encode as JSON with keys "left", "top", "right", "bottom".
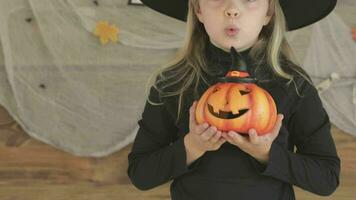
{"left": 195, "top": 0, "right": 272, "bottom": 52}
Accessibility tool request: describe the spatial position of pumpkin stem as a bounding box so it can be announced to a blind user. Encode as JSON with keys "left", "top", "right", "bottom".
{"left": 230, "top": 47, "right": 248, "bottom": 72}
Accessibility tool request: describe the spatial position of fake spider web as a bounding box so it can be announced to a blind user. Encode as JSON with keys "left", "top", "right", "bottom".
{"left": 286, "top": 0, "right": 356, "bottom": 137}
{"left": 0, "top": 0, "right": 354, "bottom": 157}
{"left": 0, "top": 0, "right": 185, "bottom": 157}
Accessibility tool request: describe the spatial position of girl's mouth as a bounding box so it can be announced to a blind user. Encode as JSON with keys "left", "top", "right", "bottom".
{"left": 225, "top": 26, "right": 239, "bottom": 36}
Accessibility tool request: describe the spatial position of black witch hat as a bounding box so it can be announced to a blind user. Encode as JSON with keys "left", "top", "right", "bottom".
{"left": 141, "top": 0, "right": 337, "bottom": 31}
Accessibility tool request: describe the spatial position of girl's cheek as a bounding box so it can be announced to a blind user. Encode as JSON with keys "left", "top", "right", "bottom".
{"left": 245, "top": 1, "right": 268, "bottom": 15}
{"left": 205, "top": 0, "right": 225, "bottom": 8}
{"left": 203, "top": 0, "right": 262, "bottom": 13}
{"left": 245, "top": 0, "right": 269, "bottom": 9}
{"left": 246, "top": 1, "right": 259, "bottom": 9}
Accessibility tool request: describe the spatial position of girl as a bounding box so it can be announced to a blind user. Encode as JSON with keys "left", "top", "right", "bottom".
{"left": 127, "top": 0, "right": 340, "bottom": 199}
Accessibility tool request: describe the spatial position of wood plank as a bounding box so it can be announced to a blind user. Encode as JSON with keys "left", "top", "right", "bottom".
{"left": 0, "top": 105, "right": 355, "bottom": 199}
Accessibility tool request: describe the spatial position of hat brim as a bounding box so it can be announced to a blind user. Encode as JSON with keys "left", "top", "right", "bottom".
{"left": 140, "top": 0, "right": 337, "bottom": 31}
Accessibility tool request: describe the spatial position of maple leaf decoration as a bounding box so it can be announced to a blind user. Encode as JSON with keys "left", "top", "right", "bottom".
{"left": 352, "top": 27, "right": 356, "bottom": 42}
{"left": 94, "top": 21, "right": 119, "bottom": 45}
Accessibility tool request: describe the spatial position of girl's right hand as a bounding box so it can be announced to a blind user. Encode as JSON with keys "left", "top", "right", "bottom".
{"left": 185, "top": 101, "right": 226, "bottom": 155}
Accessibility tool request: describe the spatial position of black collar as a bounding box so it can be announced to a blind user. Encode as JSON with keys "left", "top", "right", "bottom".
{"left": 204, "top": 41, "right": 284, "bottom": 87}
{"left": 204, "top": 41, "right": 257, "bottom": 78}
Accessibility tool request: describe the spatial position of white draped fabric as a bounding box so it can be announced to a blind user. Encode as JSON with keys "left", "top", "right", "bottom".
{"left": 0, "top": 0, "right": 354, "bottom": 157}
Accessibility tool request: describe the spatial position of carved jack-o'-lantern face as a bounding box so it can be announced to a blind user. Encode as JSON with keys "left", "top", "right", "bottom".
{"left": 195, "top": 82, "right": 277, "bottom": 135}
{"left": 207, "top": 85, "right": 250, "bottom": 120}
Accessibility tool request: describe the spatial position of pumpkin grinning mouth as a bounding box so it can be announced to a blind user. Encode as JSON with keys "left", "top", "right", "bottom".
{"left": 207, "top": 104, "right": 249, "bottom": 119}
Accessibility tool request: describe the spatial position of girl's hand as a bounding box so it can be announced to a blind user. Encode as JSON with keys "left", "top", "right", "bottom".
{"left": 222, "top": 114, "right": 284, "bottom": 164}
{"left": 185, "top": 101, "right": 226, "bottom": 155}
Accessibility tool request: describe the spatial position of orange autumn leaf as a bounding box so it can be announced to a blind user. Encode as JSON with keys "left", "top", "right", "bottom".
{"left": 94, "top": 21, "right": 119, "bottom": 45}
{"left": 352, "top": 27, "right": 356, "bottom": 34}
{"left": 352, "top": 27, "right": 356, "bottom": 42}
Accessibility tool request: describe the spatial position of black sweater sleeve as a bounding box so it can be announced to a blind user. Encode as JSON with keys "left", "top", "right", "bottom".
{"left": 127, "top": 86, "right": 201, "bottom": 190}
{"left": 261, "top": 82, "right": 341, "bottom": 196}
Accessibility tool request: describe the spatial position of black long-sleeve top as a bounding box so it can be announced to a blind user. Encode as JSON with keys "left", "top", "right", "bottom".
{"left": 127, "top": 41, "right": 341, "bottom": 200}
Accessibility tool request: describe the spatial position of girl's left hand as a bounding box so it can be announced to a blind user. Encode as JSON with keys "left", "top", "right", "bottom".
{"left": 222, "top": 114, "right": 284, "bottom": 164}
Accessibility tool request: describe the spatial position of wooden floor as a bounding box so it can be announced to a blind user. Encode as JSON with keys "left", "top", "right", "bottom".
{"left": 0, "top": 105, "right": 355, "bottom": 200}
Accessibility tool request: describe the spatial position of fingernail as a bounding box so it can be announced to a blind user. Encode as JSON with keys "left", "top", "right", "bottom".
{"left": 228, "top": 132, "right": 234, "bottom": 137}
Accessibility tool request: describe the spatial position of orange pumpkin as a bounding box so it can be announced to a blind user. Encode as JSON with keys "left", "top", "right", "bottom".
{"left": 195, "top": 47, "right": 277, "bottom": 135}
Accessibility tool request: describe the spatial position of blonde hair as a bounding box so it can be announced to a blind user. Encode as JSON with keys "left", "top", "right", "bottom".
{"left": 145, "top": 0, "right": 313, "bottom": 124}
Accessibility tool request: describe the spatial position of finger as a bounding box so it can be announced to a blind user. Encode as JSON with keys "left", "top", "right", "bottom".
{"left": 222, "top": 134, "right": 233, "bottom": 144}
{"left": 189, "top": 101, "right": 203, "bottom": 133}
{"left": 270, "top": 114, "right": 284, "bottom": 139}
{"left": 260, "top": 135, "right": 272, "bottom": 143}
{"left": 201, "top": 126, "right": 217, "bottom": 141}
{"left": 216, "top": 137, "right": 226, "bottom": 147}
{"left": 209, "top": 131, "right": 222, "bottom": 144}
{"left": 228, "top": 131, "right": 248, "bottom": 145}
{"left": 196, "top": 122, "right": 209, "bottom": 135}
{"left": 221, "top": 131, "right": 228, "bottom": 138}
{"left": 224, "top": 132, "right": 237, "bottom": 145}
{"left": 221, "top": 132, "right": 232, "bottom": 143}
{"left": 221, "top": 132, "right": 229, "bottom": 141}
{"left": 248, "top": 129, "right": 259, "bottom": 144}
{"left": 189, "top": 101, "right": 197, "bottom": 127}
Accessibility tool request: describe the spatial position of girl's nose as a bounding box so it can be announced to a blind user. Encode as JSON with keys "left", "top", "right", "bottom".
{"left": 224, "top": 8, "right": 240, "bottom": 18}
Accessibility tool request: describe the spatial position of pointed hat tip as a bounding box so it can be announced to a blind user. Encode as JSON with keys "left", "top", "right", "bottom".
{"left": 230, "top": 46, "right": 237, "bottom": 54}
{"left": 229, "top": 46, "right": 249, "bottom": 73}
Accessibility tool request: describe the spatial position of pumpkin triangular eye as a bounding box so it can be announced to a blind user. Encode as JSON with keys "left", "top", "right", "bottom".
{"left": 240, "top": 90, "right": 250, "bottom": 95}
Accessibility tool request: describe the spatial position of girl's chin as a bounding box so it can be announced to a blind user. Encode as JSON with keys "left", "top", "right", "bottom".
{"left": 222, "top": 41, "right": 254, "bottom": 52}
{"left": 211, "top": 39, "right": 248, "bottom": 52}
{"left": 219, "top": 43, "right": 243, "bottom": 52}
